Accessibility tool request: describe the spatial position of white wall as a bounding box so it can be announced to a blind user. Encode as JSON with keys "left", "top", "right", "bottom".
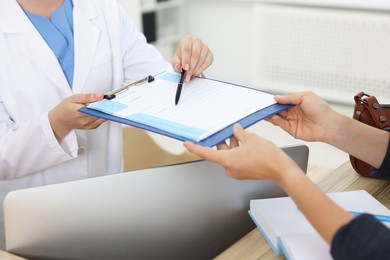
{"left": 117, "top": 0, "right": 141, "bottom": 29}
{"left": 186, "top": 1, "right": 253, "bottom": 86}
{"left": 186, "top": 0, "right": 353, "bottom": 169}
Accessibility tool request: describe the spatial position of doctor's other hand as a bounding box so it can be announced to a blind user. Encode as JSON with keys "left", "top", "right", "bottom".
{"left": 48, "top": 93, "right": 107, "bottom": 142}
{"left": 267, "top": 91, "right": 339, "bottom": 143}
{"left": 172, "top": 35, "right": 214, "bottom": 82}
{"left": 184, "top": 124, "right": 300, "bottom": 181}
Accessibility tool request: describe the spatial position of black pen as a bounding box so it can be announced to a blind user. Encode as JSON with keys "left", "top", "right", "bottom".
{"left": 175, "top": 69, "right": 185, "bottom": 105}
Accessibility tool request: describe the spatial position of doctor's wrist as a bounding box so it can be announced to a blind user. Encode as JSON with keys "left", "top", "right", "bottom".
{"left": 48, "top": 111, "right": 71, "bottom": 143}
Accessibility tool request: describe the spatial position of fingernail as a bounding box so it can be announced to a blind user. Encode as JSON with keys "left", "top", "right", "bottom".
{"left": 184, "top": 64, "right": 189, "bottom": 71}
{"left": 95, "top": 93, "right": 103, "bottom": 98}
{"left": 185, "top": 75, "right": 191, "bottom": 82}
{"left": 175, "top": 64, "right": 180, "bottom": 71}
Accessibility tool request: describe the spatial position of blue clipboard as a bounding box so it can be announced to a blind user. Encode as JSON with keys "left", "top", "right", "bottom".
{"left": 79, "top": 102, "right": 291, "bottom": 147}
{"left": 78, "top": 76, "right": 292, "bottom": 147}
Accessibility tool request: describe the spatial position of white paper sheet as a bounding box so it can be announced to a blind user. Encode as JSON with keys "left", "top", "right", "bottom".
{"left": 88, "top": 72, "right": 276, "bottom": 141}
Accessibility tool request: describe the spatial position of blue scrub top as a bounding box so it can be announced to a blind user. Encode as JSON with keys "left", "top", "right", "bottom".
{"left": 24, "top": 0, "right": 75, "bottom": 88}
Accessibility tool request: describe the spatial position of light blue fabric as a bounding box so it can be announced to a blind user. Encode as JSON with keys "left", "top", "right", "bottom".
{"left": 24, "top": 0, "right": 75, "bottom": 88}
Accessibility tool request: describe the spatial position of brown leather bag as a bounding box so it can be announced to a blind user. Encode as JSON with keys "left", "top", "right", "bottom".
{"left": 350, "top": 92, "right": 390, "bottom": 177}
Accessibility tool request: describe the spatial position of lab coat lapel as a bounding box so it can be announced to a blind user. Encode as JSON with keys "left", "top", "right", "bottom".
{"left": 21, "top": 29, "right": 72, "bottom": 95}
{"left": 72, "top": 0, "right": 100, "bottom": 93}
{"left": 0, "top": 0, "right": 71, "bottom": 96}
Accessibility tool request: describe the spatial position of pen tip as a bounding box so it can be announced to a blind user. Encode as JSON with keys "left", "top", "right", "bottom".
{"left": 147, "top": 76, "right": 155, "bottom": 83}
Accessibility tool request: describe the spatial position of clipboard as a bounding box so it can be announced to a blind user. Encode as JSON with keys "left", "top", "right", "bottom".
{"left": 78, "top": 72, "right": 292, "bottom": 147}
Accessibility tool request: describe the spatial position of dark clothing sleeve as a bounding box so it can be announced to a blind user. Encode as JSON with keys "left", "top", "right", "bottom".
{"left": 330, "top": 214, "right": 390, "bottom": 260}
{"left": 371, "top": 137, "right": 390, "bottom": 179}
{"left": 330, "top": 136, "right": 390, "bottom": 259}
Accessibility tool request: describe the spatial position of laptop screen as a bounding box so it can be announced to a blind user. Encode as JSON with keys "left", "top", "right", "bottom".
{"left": 4, "top": 145, "right": 308, "bottom": 259}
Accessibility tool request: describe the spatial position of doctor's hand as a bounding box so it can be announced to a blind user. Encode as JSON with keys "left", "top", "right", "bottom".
{"left": 267, "top": 91, "right": 339, "bottom": 143}
{"left": 184, "top": 124, "right": 301, "bottom": 182}
{"left": 172, "top": 35, "right": 214, "bottom": 82}
{"left": 48, "top": 93, "right": 106, "bottom": 142}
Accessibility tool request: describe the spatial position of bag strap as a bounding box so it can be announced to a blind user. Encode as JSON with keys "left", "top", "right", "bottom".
{"left": 354, "top": 92, "right": 390, "bottom": 129}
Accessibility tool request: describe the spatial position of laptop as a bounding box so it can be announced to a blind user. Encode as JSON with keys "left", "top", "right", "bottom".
{"left": 4, "top": 145, "right": 309, "bottom": 260}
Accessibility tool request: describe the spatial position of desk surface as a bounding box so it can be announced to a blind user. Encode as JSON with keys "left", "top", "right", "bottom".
{"left": 0, "top": 250, "right": 26, "bottom": 260}
{"left": 216, "top": 162, "right": 390, "bottom": 259}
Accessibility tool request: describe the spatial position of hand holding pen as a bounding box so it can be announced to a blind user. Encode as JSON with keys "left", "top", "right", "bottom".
{"left": 172, "top": 35, "right": 214, "bottom": 82}
{"left": 171, "top": 36, "right": 214, "bottom": 105}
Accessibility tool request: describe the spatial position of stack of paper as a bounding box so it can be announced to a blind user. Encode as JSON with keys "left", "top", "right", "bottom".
{"left": 249, "top": 190, "right": 390, "bottom": 260}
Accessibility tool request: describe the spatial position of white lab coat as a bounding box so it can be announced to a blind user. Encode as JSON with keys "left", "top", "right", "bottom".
{"left": 0, "top": 0, "right": 170, "bottom": 248}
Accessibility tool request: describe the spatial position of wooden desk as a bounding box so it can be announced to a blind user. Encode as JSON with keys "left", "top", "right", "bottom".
{"left": 216, "top": 162, "right": 390, "bottom": 259}
{"left": 0, "top": 250, "right": 26, "bottom": 260}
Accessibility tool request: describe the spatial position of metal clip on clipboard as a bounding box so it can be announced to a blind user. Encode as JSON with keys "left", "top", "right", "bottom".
{"left": 104, "top": 75, "right": 155, "bottom": 100}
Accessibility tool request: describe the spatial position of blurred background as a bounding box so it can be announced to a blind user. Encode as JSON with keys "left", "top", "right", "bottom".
{"left": 117, "top": 0, "right": 390, "bottom": 171}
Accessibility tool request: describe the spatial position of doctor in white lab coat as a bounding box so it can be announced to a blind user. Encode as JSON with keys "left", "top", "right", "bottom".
{"left": 0, "top": 0, "right": 213, "bottom": 248}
